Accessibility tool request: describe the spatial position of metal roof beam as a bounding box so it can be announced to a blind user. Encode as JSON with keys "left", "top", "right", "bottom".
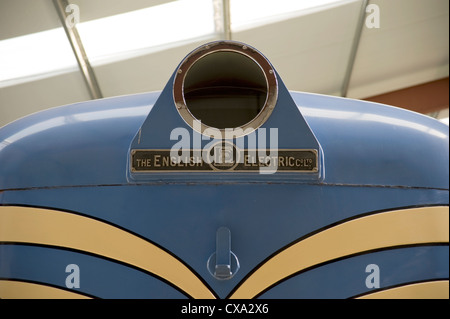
{"left": 213, "top": 0, "right": 232, "bottom": 40}
{"left": 53, "top": 0, "right": 103, "bottom": 100}
{"left": 341, "top": 0, "right": 368, "bottom": 97}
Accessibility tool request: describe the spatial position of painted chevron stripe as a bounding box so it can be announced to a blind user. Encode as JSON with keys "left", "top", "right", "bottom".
{"left": 356, "top": 280, "right": 449, "bottom": 299}
{"left": 229, "top": 206, "right": 448, "bottom": 298}
{"left": 0, "top": 206, "right": 448, "bottom": 299}
{"left": 0, "top": 279, "right": 92, "bottom": 299}
{"left": 0, "top": 206, "right": 215, "bottom": 299}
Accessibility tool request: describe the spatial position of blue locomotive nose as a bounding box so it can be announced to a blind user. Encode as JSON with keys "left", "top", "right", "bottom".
{"left": 0, "top": 41, "right": 448, "bottom": 300}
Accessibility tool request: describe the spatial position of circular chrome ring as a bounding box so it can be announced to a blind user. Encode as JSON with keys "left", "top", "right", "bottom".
{"left": 173, "top": 41, "right": 278, "bottom": 137}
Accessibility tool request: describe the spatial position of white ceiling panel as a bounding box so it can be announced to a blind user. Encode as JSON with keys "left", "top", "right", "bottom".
{"left": 0, "top": 0, "right": 174, "bottom": 40}
{"left": 94, "top": 36, "right": 219, "bottom": 97}
{"left": 0, "top": 71, "right": 91, "bottom": 126}
{"left": 0, "top": 0, "right": 448, "bottom": 128}
{"left": 348, "top": 0, "right": 449, "bottom": 98}
{"left": 232, "top": 0, "right": 362, "bottom": 95}
{"left": 0, "top": 0, "right": 61, "bottom": 40}
{"left": 70, "top": 0, "right": 174, "bottom": 22}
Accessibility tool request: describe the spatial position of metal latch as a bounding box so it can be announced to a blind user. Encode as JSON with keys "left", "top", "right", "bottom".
{"left": 207, "top": 227, "right": 240, "bottom": 280}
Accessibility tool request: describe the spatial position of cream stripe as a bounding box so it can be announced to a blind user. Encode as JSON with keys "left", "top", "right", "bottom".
{"left": 357, "top": 280, "right": 449, "bottom": 299}
{"left": 230, "top": 206, "right": 449, "bottom": 299}
{"left": 0, "top": 280, "right": 91, "bottom": 299}
{"left": 0, "top": 206, "right": 215, "bottom": 299}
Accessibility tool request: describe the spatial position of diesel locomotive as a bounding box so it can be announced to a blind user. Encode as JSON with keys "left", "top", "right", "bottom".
{"left": 0, "top": 41, "right": 448, "bottom": 299}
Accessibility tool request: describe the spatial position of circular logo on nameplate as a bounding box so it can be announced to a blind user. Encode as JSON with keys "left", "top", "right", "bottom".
{"left": 206, "top": 141, "right": 240, "bottom": 171}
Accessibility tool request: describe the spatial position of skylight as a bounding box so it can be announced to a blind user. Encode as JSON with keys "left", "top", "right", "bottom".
{"left": 0, "top": 28, "right": 77, "bottom": 85}
{"left": 77, "top": 0, "right": 215, "bottom": 64}
{"left": 0, "top": 0, "right": 215, "bottom": 86}
{"left": 230, "top": 0, "right": 347, "bottom": 31}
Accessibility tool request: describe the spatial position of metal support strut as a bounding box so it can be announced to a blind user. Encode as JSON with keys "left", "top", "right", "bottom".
{"left": 53, "top": 0, "right": 103, "bottom": 100}
{"left": 341, "top": 0, "right": 369, "bottom": 97}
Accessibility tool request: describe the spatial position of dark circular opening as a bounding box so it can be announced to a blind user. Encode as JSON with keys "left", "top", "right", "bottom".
{"left": 183, "top": 51, "right": 268, "bottom": 129}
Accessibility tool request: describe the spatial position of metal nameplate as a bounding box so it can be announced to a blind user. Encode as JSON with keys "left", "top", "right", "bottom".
{"left": 130, "top": 145, "right": 318, "bottom": 173}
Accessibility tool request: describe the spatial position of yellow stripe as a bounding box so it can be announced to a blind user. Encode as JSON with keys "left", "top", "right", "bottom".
{"left": 230, "top": 206, "right": 449, "bottom": 299}
{"left": 357, "top": 280, "right": 449, "bottom": 299}
{"left": 0, "top": 206, "right": 215, "bottom": 299}
{"left": 0, "top": 280, "right": 91, "bottom": 299}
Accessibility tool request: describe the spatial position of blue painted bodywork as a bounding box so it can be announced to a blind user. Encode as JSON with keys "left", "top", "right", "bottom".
{"left": 0, "top": 45, "right": 448, "bottom": 298}
{"left": 1, "top": 90, "right": 447, "bottom": 190}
